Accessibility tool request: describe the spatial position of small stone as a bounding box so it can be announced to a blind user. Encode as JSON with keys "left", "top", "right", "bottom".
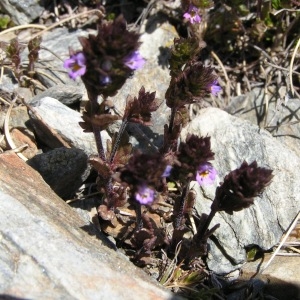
{"left": 27, "top": 147, "right": 90, "bottom": 199}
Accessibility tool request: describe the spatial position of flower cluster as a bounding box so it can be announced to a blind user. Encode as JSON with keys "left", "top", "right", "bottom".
{"left": 60, "top": 4, "right": 275, "bottom": 269}
{"left": 173, "top": 134, "right": 216, "bottom": 185}
{"left": 212, "top": 161, "right": 273, "bottom": 214}
{"left": 165, "top": 61, "right": 221, "bottom": 108}
{"left": 123, "top": 86, "right": 160, "bottom": 125}
{"left": 118, "top": 152, "right": 170, "bottom": 205}
{"left": 63, "top": 15, "right": 145, "bottom": 97}
{"left": 168, "top": 37, "right": 204, "bottom": 77}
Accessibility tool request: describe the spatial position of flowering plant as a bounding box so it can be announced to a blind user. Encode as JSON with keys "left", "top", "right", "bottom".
{"left": 63, "top": 0, "right": 273, "bottom": 282}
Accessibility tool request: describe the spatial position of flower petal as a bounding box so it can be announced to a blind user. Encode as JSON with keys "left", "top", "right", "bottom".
{"left": 196, "top": 162, "right": 217, "bottom": 186}
{"left": 135, "top": 185, "right": 155, "bottom": 205}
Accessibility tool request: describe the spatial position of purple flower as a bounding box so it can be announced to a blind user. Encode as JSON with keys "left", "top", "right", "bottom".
{"left": 135, "top": 185, "right": 155, "bottom": 205}
{"left": 183, "top": 5, "right": 201, "bottom": 24}
{"left": 63, "top": 52, "right": 86, "bottom": 80}
{"left": 124, "top": 51, "right": 145, "bottom": 70}
{"left": 100, "top": 75, "right": 112, "bottom": 86}
{"left": 196, "top": 162, "right": 217, "bottom": 186}
{"left": 210, "top": 80, "right": 222, "bottom": 96}
{"left": 162, "top": 165, "right": 172, "bottom": 177}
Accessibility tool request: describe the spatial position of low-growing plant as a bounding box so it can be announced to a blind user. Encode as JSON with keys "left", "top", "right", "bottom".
{"left": 1, "top": 0, "right": 299, "bottom": 297}
{"left": 61, "top": 1, "right": 275, "bottom": 293}
{"left": 62, "top": 2, "right": 274, "bottom": 291}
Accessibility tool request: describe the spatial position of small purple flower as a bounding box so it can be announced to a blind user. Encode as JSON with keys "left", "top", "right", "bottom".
{"left": 135, "top": 185, "right": 155, "bottom": 205}
{"left": 162, "top": 165, "right": 172, "bottom": 177}
{"left": 196, "top": 162, "right": 217, "bottom": 186}
{"left": 183, "top": 5, "right": 201, "bottom": 24}
{"left": 63, "top": 52, "right": 86, "bottom": 80}
{"left": 124, "top": 51, "right": 145, "bottom": 70}
{"left": 209, "top": 80, "right": 222, "bottom": 96}
{"left": 100, "top": 75, "right": 112, "bottom": 86}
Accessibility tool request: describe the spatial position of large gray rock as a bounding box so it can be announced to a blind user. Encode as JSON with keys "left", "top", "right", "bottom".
{"left": 181, "top": 107, "right": 300, "bottom": 274}
{"left": 28, "top": 96, "right": 110, "bottom": 157}
{"left": 0, "top": 0, "right": 44, "bottom": 25}
{"left": 0, "top": 152, "right": 179, "bottom": 300}
{"left": 225, "top": 87, "right": 300, "bottom": 157}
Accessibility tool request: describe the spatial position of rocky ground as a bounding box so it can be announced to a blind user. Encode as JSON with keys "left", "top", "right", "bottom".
{"left": 0, "top": 1, "right": 300, "bottom": 299}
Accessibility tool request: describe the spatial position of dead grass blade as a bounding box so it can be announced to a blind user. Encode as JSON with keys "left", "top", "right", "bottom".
{"left": 2, "top": 96, "right": 28, "bottom": 161}
{"left": 259, "top": 211, "right": 300, "bottom": 274}
{"left": 289, "top": 37, "right": 300, "bottom": 97}
{"left": 28, "top": 9, "right": 104, "bottom": 42}
{"left": 0, "top": 24, "right": 47, "bottom": 38}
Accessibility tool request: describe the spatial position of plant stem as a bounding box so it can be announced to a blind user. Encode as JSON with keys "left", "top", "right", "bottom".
{"left": 135, "top": 202, "right": 143, "bottom": 230}
{"left": 87, "top": 93, "right": 115, "bottom": 211}
{"left": 195, "top": 209, "right": 216, "bottom": 241}
{"left": 93, "top": 125, "right": 106, "bottom": 161}
{"left": 105, "top": 177, "right": 115, "bottom": 210}
{"left": 173, "top": 181, "right": 190, "bottom": 230}
{"left": 168, "top": 107, "right": 177, "bottom": 134}
{"left": 169, "top": 180, "right": 191, "bottom": 253}
{"left": 109, "top": 120, "right": 128, "bottom": 164}
{"left": 88, "top": 92, "right": 106, "bottom": 162}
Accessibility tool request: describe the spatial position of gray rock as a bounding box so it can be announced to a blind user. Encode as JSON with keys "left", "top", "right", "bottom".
{"left": 30, "top": 84, "right": 84, "bottom": 106}
{"left": 0, "top": 152, "right": 178, "bottom": 300}
{"left": 0, "top": 0, "right": 44, "bottom": 25}
{"left": 27, "top": 147, "right": 90, "bottom": 199}
{"left": 225, "top": 87, "right": 300, "bottom": 157}
{"left": 29, "top": 96, "right": 110, "bottom": 157}
{"left": 181, "top": 107, "right": 300, "bottom": 274}
{"left": 0, "top": 71, "right": 19, "bottom": 95}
